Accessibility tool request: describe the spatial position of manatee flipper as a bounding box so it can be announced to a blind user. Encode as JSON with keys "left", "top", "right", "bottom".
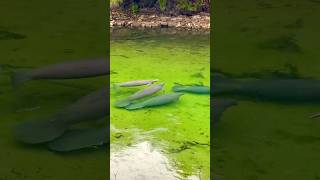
{"left": 13, "top": 119, "right": 67, "bottom": 144}
{"left": 125, "top": 102, "right": 145, "bottom": 110}
{"left": 48, "top": 128, "right": 109, "bottom": 152}
{"left": 212, "top": 99, "right": 237, "bottom": 124}
{"left": 114, "top": 99, "right": 131, "bottom": 108}
{"left": 11, "top": 71, "right": 32, "bottom": 88}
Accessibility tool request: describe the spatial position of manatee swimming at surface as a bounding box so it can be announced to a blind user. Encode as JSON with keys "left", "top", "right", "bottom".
{"left": 172, "top": 84, "right": 210, "bottom": 94}
{"left": 115, "top": 83, "right": 165, "bottom": 107}
{"left": 126, "top": 93, "right": 184, "bottom": 110}
{"left": 14, "top": 87, "right": 108, "bottom": 144}
{"left": 11, "top": 58, "right": 108, "bottom": 87}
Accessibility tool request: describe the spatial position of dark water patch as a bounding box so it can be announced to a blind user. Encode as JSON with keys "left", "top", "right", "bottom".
{"left": 258, "top": 35, "right": 302, "bottom": 53}
{"left": 248, "top": 16, "right": 259, "bottom": 19}
{"left": 212, "top": 63, "right": 305, "bottom": 79}
{"left": 256, "top": 1, "right": 275, "bottom": 9}
{"left": 111, "top": 54, "right": 129, "bottom": 58}
{"left": 239, "top": 27, "right": 250, "bottom": 32}
{"left": 191, "top": 72, "right": 205, "bottom": 79}
{"left": 169, "top": 141, "right": 210, "bottom": 153}
{"left": 242, "top": 157, "right": 266, "bottom": 175}
{"left": 0, "top": 30, "right": 26, "bottom": 40}
{"left": 114, "top": 132, "right": 123, "bottom": 139}
{"left": 12, "top": 48, "right": 20, "bottom": 52}
{"left": 274, "top": 130, "right": 320, "bottom": 144}
{"left": 309, "top": 0, "right": 320, "bottom": 4}
{"left": 63, "top": 49, "right": 74, "bottom": 54}
{"left": 136, "top": 49, "right": 144, "bottom": 53}
{"left": 284, "top": 18, "right": 304, "bottom": 29}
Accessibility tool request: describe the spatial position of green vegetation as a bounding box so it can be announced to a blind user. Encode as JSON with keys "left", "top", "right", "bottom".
{"left": 159, "top": 0, "right": 167, "bottom": 11}
{"left": 111, "top": 0, "right": 210, "bottom": 14}
{"left": 130, "top": 2, "right": 139, "bottom": 14}
{"left": 110, "top": 0, "right": 123, "bottom": 7}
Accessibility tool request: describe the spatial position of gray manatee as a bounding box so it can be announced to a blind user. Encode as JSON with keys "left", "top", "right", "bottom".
{"left": 213, "top": 73, "right": 320, "bottom": 101}
{"left": 11, "top": 58, "right": 108, "bottom": 87}
{"left": 14, "top": 87, "right": 108, "bottom": 144}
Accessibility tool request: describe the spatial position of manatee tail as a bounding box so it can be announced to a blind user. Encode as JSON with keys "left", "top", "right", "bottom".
{"left": 172, "top": 85, "right": 187, "bottom": 92}
{"left": 13, "top": 119, "right": 68, "bottom": 144}
{"left": 125, "top": 102, "right": 145, "bottom": 110}
{"left": 114, "top": 99, "right": 131, "bottom": 108}
{"left": 48, "top": 128, "right": 108, "bottom": 152}
{"left": 11, "top": 71, "right": 32, "bottom": 88}
{"left": 212, "top": 99, "right": 237, "bottom": 124}
{"left": 113, "top": 83, "right": 121, "bottom": 90}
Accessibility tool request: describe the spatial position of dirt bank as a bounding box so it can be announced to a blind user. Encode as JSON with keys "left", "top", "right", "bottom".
{"left": 110, "top": 9, "right": 210, "bottom": 30}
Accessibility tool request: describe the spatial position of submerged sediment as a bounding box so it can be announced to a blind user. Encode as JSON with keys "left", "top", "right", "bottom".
{"left": 110, "top": 9, "right": 210, "bottom": 30}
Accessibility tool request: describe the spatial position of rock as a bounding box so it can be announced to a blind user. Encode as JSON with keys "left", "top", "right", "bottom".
{"left": 110, "top": 9, "right": 210, "bottom": 31}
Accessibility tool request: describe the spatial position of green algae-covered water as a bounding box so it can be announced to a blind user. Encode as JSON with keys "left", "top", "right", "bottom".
{"left": 0, "top": 0, "right": 108, "bottom": 179}
{"left": 110, "top": 28, "right": 210, "bottom": 179}
{"left": 213, "top": 0, "right": 320, "bottom": 179}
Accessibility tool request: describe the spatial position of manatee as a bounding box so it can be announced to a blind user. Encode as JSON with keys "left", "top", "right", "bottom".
{"left": 48, "top": 127, "right": 109, "bottom": 152}
{"left": 213, "top": 73, "right": 320, "bottom": 101}
{"left": 212, "top": 99, "right": 237, "bottom": 125}
{"left": 115, "top": 83, "right": 164, "bottom": 107}
{"left": 125, "top": 93, "right": 184, "bottom": 110}
{"left": 114, "top": 79, "right": 158, "bottom": 88}
{"left": 14, "top": 87, "right": 108, "bottom": 144}
{"left": 11, "top": 59, "right": 108, "bottom": 87}
{"left": 172, "top": 84, "right": 210, "bottom": 94}
{"left": 310, "top": 113, "right": 320, "bottom": 119}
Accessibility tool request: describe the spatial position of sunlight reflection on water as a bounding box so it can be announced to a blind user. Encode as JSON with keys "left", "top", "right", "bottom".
{"left": 110, "top": 141, "right": 201, "bottom": 180}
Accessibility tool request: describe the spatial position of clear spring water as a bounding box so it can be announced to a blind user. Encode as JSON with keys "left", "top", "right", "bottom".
{"left": 110, "top": 28, "right": 210, "bottom": 179}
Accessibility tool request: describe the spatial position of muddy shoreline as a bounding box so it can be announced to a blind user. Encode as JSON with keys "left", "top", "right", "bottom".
{"left": 110, "top": 9, "right": 210, "bottom": 31}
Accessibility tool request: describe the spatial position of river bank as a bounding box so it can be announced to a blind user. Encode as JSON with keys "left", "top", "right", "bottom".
{"left": 110, "top": 9, "right": 210, "bottom": 30}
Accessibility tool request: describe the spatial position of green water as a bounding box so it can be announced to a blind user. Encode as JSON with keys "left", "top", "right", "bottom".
{"left": 0, "top": 0, "right": 108, "bottom": 179}
{"left": 110, "top": 28, "right": 210, "bottom": 179}
{"left": 213, "top": 0, "right": 320, "bottom": 179}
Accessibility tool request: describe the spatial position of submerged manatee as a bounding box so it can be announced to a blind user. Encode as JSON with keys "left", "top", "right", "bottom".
{"left": 14, "top": 88, "right": 108, "bottom": 144}
{"left": 48, "top": 127, "right": 109, "bottom": 152}
{"left": 172, "top": 84, "right": 210, "bottom": 94}
{"left": 126, "top": 93, "right": 184, "bottom": 110}
{"left": 11, "top": 59, "right": 108, "bottom": 87}
{"left": 115, "top": 83, "right": 164, "bottom": 107}
{"left": 114, "top": 79, "right": 158, "bottom": 88}
{"left": 213, "top": 73, "right": 320, "bottom": 101}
